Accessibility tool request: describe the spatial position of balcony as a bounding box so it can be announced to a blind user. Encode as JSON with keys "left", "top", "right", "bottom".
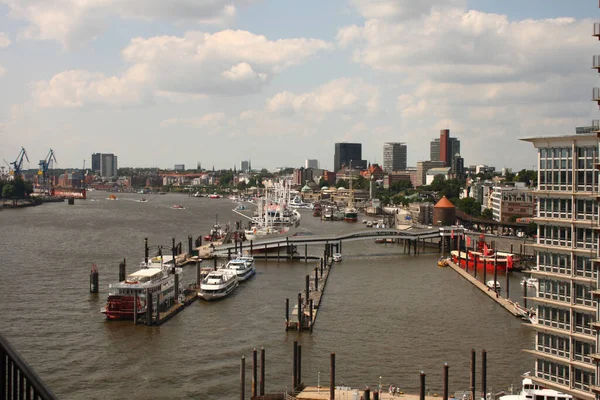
{"left": 595, "top": 22, "right": 600, "bottom": 39}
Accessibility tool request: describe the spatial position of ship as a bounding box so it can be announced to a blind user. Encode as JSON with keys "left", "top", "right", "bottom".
{"left": 344, "top": 172, "right": 358, "bottom": 222}
{"left": 450, "top": 234, "right": 519, "bottom": 271}
{"left": 101, "top": 257, "right": 184, "bottom": 320}
{"left": 51, "top": 187, "right": 87, "bottom": 199}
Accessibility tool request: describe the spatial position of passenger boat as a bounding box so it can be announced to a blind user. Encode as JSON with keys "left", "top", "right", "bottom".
{"left": 450, "top": 234, "right": 518, "bottom": 272}
{"left": 332, "top": 253, "right": 342, "bottom": 262}
{"left": 225, "top": 258, "right": 256, "bottom": 281}
{"left": 237, "top": 255, "right": 255, "bottom": 269}
{"left": 198, "top": 269, "right": 239, "bottom": 300}
{"left": 101, "top": 258, "right": 184, "bottom": 320}
{"left": 344, "top": 206, "right": 358, "bottom": 222}
{"left": 520, "top": 277, "right": 538, "bottom": 288}
{"left": 499, "top": 374, "right": 571, "bottom": 400}
{"left": 172, "top": 204, "right": 185, "bottom": 209}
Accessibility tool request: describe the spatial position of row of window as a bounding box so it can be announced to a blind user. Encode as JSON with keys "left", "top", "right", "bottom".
{"left": 538, "top": 280, "right": 595, "bottom": 307}
{"left": 538, "top": 253, "right": 596, "bottom": 279}
{"left": 539, "top": 171, "right": 596, "bottom": 191}
{"left": 538, "top": 199, "right": 599, "bottom": 220}
{"left": 539, "top": 147, "right": 598, "bottom": 159}
{"left": 537, "top": 306, "right": 595, "bottom": 335}
{"left": 538, "top": 226, "right": 597, "bottom": 250}
{"left": 536, "top": 361, "right": 596, "bottom": 391}
{"left": 536, "top": 332, "right": 596, "bottom": 363}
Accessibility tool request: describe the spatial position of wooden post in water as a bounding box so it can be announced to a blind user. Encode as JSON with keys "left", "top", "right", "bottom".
{"left": 473, "top": 254, "right": 477, "bottom": 278}
{"left": 305, "top": 275, "right": 310, "bottom": 306}
{"left": 483, "top": 258, "right": 487, "bottom": 285}
{"left": 443, "top": 363, "right": 449, "bottom": 400}
{"left": 250, "top": 240, "right": 253, "bottom": 254}
{"left": 90, "top": 263, "right": 99, "bottom": 293}
{"left": 213, "top": 257, "right": 217, "bottom": 271}
{"left": 420, "top": 371, "right": 426, "bottom": 400}
{"left": 196, "top": 260, "right": 201, "bottom": 287}
{"left": 493, "top": 252, "right": 498, "bottom": 296}
{"left": 292, "top": 341, "right": 298, "bottom": 389}
{"left": 470, "top": 349, "right": 476, "bottom": 400}
{"left": 320, "top": 258, "right": 324, "bottom": 277}
{"left": 277, "top": 243, "right": 280, "bottom": 261}
{"left": 481, "top": 349, "right": 487, "bottom": 399}
{"left": 144, "top": 237, "right": 149, "bottom": 265}
{"left": 260, "top": 347, "right": 265, "bottom": 395}
{"left": 297, "top": 293, "right": 302, "bottom": 331}
{"left": 315, "top": 267, "right": 319, "bottom": 291}
{"left": 523, "top": 281, "right": 528, "bottom": 308}
{"left": 364, "top": 387, "right": 371, "bottom": 400}
{"left": 374, "top": 392, "right": 379, "bottom": 400}
{"left": 506, "top": 266, "right": 510, "bottom": 298}
{"left": 285, "top": 298, "right": 289, "bottom": 328}
{"left": 133, "top": 291, "right": 137, "bottom": 325}
{"left": 339, "top": 240, "right": 342, "bottom": 254}
{"left": 330, "top": 352, "right": 335, "bottom": 400}
{"left": 174, "top": 273, "right": 179, "bottom": 304}
{"left": 305, "top": 244, "right": 308, "bottom": 263}
{"left": 309, "top": 299, "right": 314, "bottom": 331}
{"left": 228, "top": 248, "right": 232, "bottom": 261}
{"left": 240, "top": 356, "right": 245, "bottom": 400}
{"left": 188, "top": 235, "right": 193, "bottom": 256}
{"left": 252, "top": 348, "right": 258, "bottom": 398}
{"left": 297, "top": 344, "right": 302, "bottom": 386}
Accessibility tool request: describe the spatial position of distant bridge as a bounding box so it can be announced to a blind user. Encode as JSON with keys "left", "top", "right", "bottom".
{"left": 212, "top": 227, "right": 443, "bottom": 256}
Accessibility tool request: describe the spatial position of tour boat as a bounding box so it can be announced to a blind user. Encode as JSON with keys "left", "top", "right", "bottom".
{"left": 101, "top": 259, "right": 184, "bottom": 320}
{"left": 499, "top": 374, "right": 571, "bottom": 400}
{"left": 237, "top": 255, "right": 255, "bottom": 269}
{"left": 450, "top": 235, "right": 518, "bottom": 272}
{"left": 520, "top": 277, "right": 538, "bottom": 288}
{"left": 344, "top": 206, "right": 358, "bottom": 222}
{"left": 225, "top": 258, "right": 256, "bottom": 281}
{"left": 198, "top": 269, "right": 239, "bottom": 300}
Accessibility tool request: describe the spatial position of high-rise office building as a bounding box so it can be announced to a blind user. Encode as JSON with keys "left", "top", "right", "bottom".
{"left": 383, "top": 143, "right": 407, "bottom": 172}
{"left": 305, "top": 159, "right": 319, "bottom": 169}
{"left": 92, "top": 153, "right": 118, "bottom": 178}
{"left": 431, "top": 130, "right": 461, "bottom": 168}
{"left": 440, "top": 129, "right": 450, "bottom": 166}
{"left": 334, "top": 143, "right": 362, "bottom": 172}
{"left": 241, "top": 160, "right": 249, "bottom": 172}
{"left": 430, "top": 139, "right": 440, "bottom": 162}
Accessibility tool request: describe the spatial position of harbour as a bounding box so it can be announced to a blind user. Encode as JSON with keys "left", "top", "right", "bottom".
{"left": 0, "top": 192, "right": 534, "bottom": 399}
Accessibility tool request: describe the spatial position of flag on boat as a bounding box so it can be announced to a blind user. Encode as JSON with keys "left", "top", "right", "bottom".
{"left": 466, "top": 236, "right": 471, "bottom": 246}
{"left": 451, "top": 230, "right": 454, "bottom": 239}
{"left": 483, "top": 243, "right": 489, "bottom": 256}
{"left": 507, "top": 255, "right": 513, "bottom": 269}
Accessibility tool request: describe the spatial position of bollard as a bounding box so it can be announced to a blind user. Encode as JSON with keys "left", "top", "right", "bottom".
{"left": 90, "top": 263, "right": 99, "bottom": 293}
{"left": 252, "top": 348, "right": 258, "bottom": 397}
{"left": 339, "top": 241, "right": 342, "bottom": 254}
{"left": 493, "top": 252, "right": 498, "bottom": 296}
{"left": 443, "top": 363, "right": 449, "bottom": 400}
{"left": 240, "top": 356, "right": 246, "bottom": 400}
{"left": 68, "top": 197, "right": 74, "bottom": 205}
{"left": 293, "top": 341, "right": 298, "bottom": 389}
{"left": 470, "top": 349, "right": 476, "bottom": 400}
{"left": 188, "top": 235, "right": 193, "bottom": 255}
{"left": 330, "top": 353, "right": 335, "bottom": 400}
{"left": 523, "top": 281, "right": 528, "bottom": 308}
{"left": 260, "top": 347, "right": 265, "bottom": 395}
{"left": 481, "top": 349, "right": 487, "bottom": 399}
{"left": 420, "top": 371, "right": 426, "bottom": 400}
{"left": 297, "top": 344, "right": 302, "bottom": 386}
{"left": 305, "top": 275, "right": 310, "bottom": 306}
{"left": 320, "top": 258, "right": 324, "bottom": 276}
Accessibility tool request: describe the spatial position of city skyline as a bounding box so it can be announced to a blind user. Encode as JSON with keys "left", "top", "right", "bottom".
{"left": 0, "top": 1, "right": 596, "bottom": 171}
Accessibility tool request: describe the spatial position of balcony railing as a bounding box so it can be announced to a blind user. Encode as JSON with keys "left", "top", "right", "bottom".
{"left": 593, "top": 55, "right": 600, "bottom": 69}
{"left": 595, "top": 22, "right": 600, "bottom": 37}
{"left": 593, "top": 88, "right": 600, "bottom": 102}
{"left": 1, "top": 333, "right": 57, "bottom": 400}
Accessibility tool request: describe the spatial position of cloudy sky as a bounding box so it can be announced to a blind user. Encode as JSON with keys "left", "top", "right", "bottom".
{"left": 0, "top": 0, "right": 597, "bottom": 171}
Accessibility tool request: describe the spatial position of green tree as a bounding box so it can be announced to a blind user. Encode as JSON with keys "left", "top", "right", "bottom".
{"left": 2, "top": 183, "right": 15, "bottom": 199}
{"left": 481, "top": 208, "right": 494, "bottom": 220}
{"left": 318, "top": 177, "right": 328, "bottom": 187}
{"left": 389, "top": 180, "right": 413, "bottom": 194}
{"left": 336, "top": 179, "right": 349, "bottom": 189}
{"left": 219, "top": 171, "right": 234, "bottom": 186}
{"left": 455, "top": 197, "right": 481, "bottom": 217}
{"left": 354, "top": 175, "right": 370, "bottom": 190}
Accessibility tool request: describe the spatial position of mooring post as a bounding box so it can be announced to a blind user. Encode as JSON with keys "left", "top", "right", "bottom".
{"left": 493, "top": 252, "right": 498, "bottom": 296}
{"left": 133, "top": 291, "right": 137, "bottom": 325}
{"left": 309, "top": 299, "right": 314, "bottom": 331}
{"left": 470, "top": 349, "right": 476, "bottom": 400}
{"left": 213, "top": 257, "right": 217, "bottom": 271}
{"left": 144, "top": 237, "right": 149, "bottom": 265}
{"left": 293, "top": 341, "right": 298, "bottom": 389}
{"left": 523, "top": 281, "right": 528, "bottom": 308}
{"left": 196, "top": 260, "right": 201, "bottom": 287}
{"left": 188, "top": 235, "right": 193, "bottom": 255}
{"left": 443, "top": 363, "right": 449, "bottom": 400}
{"left": 174, "top": 273, "right": 179, "bottom": 304}
{"left": 260, "top": 347, "right": 265, "bottom": 395}
{"left": 90, "top": 263, "right": 99, "bottom": 293}
{"left": 473, "top": 254, "right": 477, "bottom": 277}
{"left": 305, "top": 275, "right": 310, "bottom": 306}
{"left": 330, "top": 352, "right": 335, "bottom": 400}
{"left": 285, "top": 298, "right": 290, "bottom": 328}
{"left": 315, "top": 267, "right": 319, "bottom": 291}
{"left": 483, "top": 258, "right": 487, "bottom": 285}
{"left": 297, "top": 292, "right": 302, "bottom": 331}
{"left": 374, "top": 392, "right": 379, "bottom": 400}
{"left": 320, "top": 258, "right": 324, "bottom": 276}
{"left": 506, "top": 267, "right": 510, "bottom": 297}
{"left": 305, "top": 244, "right": 308, "bottom": 263}
{"left": 297, "top": 344, "right": 302, "bottom": 386}
{"left": 240, "top": 356, "right": 246, "bottom": 400}
{"left": 364, "top": 387, "right": 370, "bottom": 400}
{"left": 228, "top": 248, "right": 232, "bottom": 261}
{"left": 252, "top": 348, "right": 258, "bottom": 398}
{"left": 481, "top": 349, "right": 487, "bottom": 399}
{"left": 146, "top": 291, "right": 152, "bottom": 326}
{"left": 420, "top": 371, "right": 426, "bottom": 400}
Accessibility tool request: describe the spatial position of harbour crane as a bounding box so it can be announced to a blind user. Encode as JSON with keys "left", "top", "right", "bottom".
{"left": 38, "top": 149, "right": 57, "bottom": 193}
{"left": 10, "top": 147, "right": 29, "bottom": 177}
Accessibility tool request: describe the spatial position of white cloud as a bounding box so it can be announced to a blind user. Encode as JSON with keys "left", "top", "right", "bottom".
{"left": 0, "top": 65, "right": 5, "bottom": 79}
{"left": 31, "top": 30, "right": 331, "bottom": 107}
{"left": 160, "top": 113, "right": 226, "bottom": 129}
{"left": 0, "top": 32, "right": 11, "bottom": 48}
{"left": 349, "top": 0, "right": 466, "bottom": 20}
{"left": 2, "top": 0, "right": 250, "bottom": 49}
{"left": 265, "top": 78, "right": 379, "bottom": 116}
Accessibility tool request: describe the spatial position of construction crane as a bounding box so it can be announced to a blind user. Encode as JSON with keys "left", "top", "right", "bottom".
{"left": 38, "top": 149, "right": 57, "bottom": 193}
{"left": 10, "top": 147, "right": 29, "bottom": 177}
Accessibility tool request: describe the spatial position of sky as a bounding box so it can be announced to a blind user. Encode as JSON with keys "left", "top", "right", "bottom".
{"left": 0, "top": 0, "right": 598, "bottom": 172}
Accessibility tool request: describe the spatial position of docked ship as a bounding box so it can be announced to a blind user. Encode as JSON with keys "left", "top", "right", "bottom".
{"left": 51, "top": 187, "right": 87, "bottom": 199}
{"left": 101, "top": 258, "right": 184, "bottom": 320}
{"left": 225, "top": 258, "right": 256, "bottom": 281}
{"left": 450, "top": 234, "right": 519, "bottom": 271}
{"left": 198, "top": 269, "right": 239, "bottom": 300}
{"left": 344, "top": 170, "right": 358, "bottom": 222}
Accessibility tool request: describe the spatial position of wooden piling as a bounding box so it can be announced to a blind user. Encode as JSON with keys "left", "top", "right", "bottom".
{"left": 174, "top": 273, "right": 179, "bottom": 303}
{"left": 285, "top": 298, "right": 289, "bottom": 327}
{"left": 315, "top": 267, "right": 319, "bottom": 291}
{"left": 481, "top": 349, "right": 487, "bottom": 398}
{"left": 374, "top": 392, "right": 379, "bottom": 400}
{"left": 196, "top": 260, "right": 201, "bottom": 286}
{"left": 297, "top": 344, "right": 302, "bottom": 386}
{"left": 90, "top": 264, "right": 99, "bottom": 293}
{"left": 364, "top": 387, "right": 370, "bottom": 400}
{"left": 523, "top": 282, "right": 527, "bottom": 308}
{"left": 188, "top": 235, "right": 193, "bottom": 255}
{"left": 293, "top": 341, "right": 298, "bottom": 389}
{"left": 305, "top": 275, "right": 310, "bottom": 306}
{"left": 133, "top": 291, "right": 137, "bottom": 325}
{"left": 277, "top": 243, "right": 280, "bottom": 260}
{"left": 506, "top": 267, "right": 510, "bottom": 298}
{"left": 493, "top": 252, "right": 498, "bottom": 296}
{"left": 260, "top": 347, "right": 265, "bottom": 396}
{"left": 330, "top": 352, "right": 335, "bottom": 400}
{"left": 240, "top": 356, "right": 245, "bottom": 400}
{"left": 443, "top": 363, "right": 449, "bottom": 400}
{"left": 228, "top": 248, "right": 232, "bottom": 261}
{"left": 309, "top": 299, "right": 313, "bottom": 331}
{"left": 252, "top": 348, "right": 258, "bottom": 398}
{"left": 297, "top": 293, "right": 302, "bottom": 332}
{"left": 213, "top": 257, "right": 217, "bottom": 271}
{"left": 144, "top": 237, "right": 149, "bottom": 265}
{"left": 305, "top": 244, "right": 308, "bottom": 263}
{"left": 470, "top": 349, "right": 476, "bottom": 400}
{"left": 420, "top": 371, "right": 426, "bottom": 400}
{"left": 250, "top": 240, "right": 253, "bottom": 254}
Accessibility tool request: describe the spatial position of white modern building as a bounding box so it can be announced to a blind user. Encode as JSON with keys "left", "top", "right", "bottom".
{"left": 489, "top": 184, "right": 536, "bottom": 222}
{"left": 521, "top": 132, "right": 599, "bottom": 399}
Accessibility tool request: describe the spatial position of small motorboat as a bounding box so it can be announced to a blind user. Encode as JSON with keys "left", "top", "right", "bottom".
{"left": 108, "top": 194, "right": 117, "bottom": 200}
{"left": 438, "top": 257, "right": 448, "bottom": 267}
{"left": 332, "top": 253, "right": 342, "bottom": 262}
{"left": 486, "top": 280, "right": 501, "bottom": 292}
{"left": 172, "top": 204, "right": 185, "bottom": 209}
{"left": 520, "top": 277, "right": 538, "bottom": 288}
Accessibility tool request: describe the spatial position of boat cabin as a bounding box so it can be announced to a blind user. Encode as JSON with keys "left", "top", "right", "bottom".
{"left": 125, "top": 268, "right": 165, "bottom": 284}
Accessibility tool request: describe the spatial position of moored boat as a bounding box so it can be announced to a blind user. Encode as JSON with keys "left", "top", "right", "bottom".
{"left": 344, "top": 206, "right": 358, "bottom": 222}
{"left": 520, "top": 277, "right": 538, "bottom": 288}
{"left": 198, "top": 269, "right": 239, "bottom": 300}
{"left": 225, "top": 258, "right": 256, "bottom": 281}
{"left": 486, "top": 280, "right": 501, "bottom": 292}
{"left": 499, "top": 374, "right": 571, "bottom": 400}
{"left": 172, "top": 204, "right": 185, "bottom": 209}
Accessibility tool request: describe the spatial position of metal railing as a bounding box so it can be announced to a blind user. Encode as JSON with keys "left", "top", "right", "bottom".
{"left": 1, "top": 333, "right": 57, "bottom": 400}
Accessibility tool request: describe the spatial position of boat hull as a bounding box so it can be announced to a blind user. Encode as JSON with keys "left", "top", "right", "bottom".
{"left": 450, "top": 250, "right": 515, "bottom": 272}
{"left": 198, "top": 281, "right": 239, "bottom": 301}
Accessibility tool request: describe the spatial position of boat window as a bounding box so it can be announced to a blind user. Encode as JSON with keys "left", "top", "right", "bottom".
{"left": 536, "top": 396, "right": 544, "bottom": 400}
{"left": 547, "top": 397, "right": 555, "bottom": 400}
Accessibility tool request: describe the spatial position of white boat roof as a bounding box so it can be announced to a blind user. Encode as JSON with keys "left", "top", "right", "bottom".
{"left": 129, "top": 268, "right": 163, "bottom": 278}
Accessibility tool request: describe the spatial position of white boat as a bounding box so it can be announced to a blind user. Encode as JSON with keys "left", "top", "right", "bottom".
{"left": 499, "top": 374, "right": 572, "bottom": 400}
{"left": 198, "top": 269, "right": 239, "bottom": 300}
{"left": 225, "top": 259, "right": 256, "bottom": 281}
{"left": 366, "top": 221, "right": 373, "bottom": 228}
{"left": 237, "top": 255, "right": 255, "bottom": 268}
{"left": 520, "top": 277, "right": 538, "bottom": 288}
{"left": 332, "top": 253, "right": 342, "bottom": 262}
{"left": 486, "top": 280, "right": 501, "bottom": 292}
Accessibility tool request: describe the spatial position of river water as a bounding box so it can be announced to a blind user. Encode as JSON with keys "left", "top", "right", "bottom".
{"left": 0, "top": 192, "right": 534, "bottom": 399}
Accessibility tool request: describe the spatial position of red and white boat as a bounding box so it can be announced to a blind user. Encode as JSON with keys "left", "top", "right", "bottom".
{"left": 450, "top": 234, "right": 519, "bottom": 272}
{"left": 101, "top": 257, "right": 184, "bottom": 320}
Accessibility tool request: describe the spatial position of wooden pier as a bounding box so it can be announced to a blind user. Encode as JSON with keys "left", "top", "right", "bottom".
{"left": 446, "top": 260, "right": 527, "bottom": 319}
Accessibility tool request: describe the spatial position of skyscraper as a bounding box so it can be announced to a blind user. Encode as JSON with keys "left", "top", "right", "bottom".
{"left": 439, "top": 129, "right": 450, "bottom": 166}
{"left": 305, "top": 159, "right": 319, "bottom": 169}
{"left": 92, "top": 153, "right": 118, "bottom": 178}
{"left": 431, "top": 130, "right": 461, "bottom": 168}
{"left": 430, "top": 139, "right": 440, "bottom": 162}
{"left": 334, "top": 143, "right": 362, "bottom": 172}
{"left": 382, "top": 142, "right": 407, "bottom": 172}
{"left": 240, "top": 160, "right": 249, "bottom": 172}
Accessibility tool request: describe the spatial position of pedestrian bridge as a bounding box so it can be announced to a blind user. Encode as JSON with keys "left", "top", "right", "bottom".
{"left": 212, "top": 227, "right": 442, "bottom": 256}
